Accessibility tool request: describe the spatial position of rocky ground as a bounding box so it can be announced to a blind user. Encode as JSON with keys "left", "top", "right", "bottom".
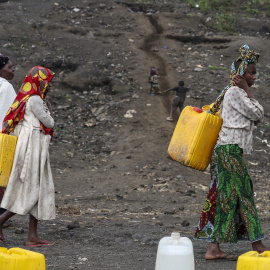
{"left": 1, "top": 0, "right": 270, "bottom": 269}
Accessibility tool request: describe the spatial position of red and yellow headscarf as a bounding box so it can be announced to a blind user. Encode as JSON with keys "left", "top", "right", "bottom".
{"left": 2, "top": 66, "right": 55, "bottom": 137}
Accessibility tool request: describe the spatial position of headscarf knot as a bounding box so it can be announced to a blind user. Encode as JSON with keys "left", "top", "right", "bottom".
{"left": 210, "top": 44, "right": 259, "bottom": 115}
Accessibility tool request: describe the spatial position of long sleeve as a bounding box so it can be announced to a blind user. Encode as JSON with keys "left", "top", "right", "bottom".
{"left": 29, "top": 95, "right": 54, "bottom": 129}
{"left": 217, "top": 86, "right": 264, "bottom": 154}
{"left": 228, "top": 86, "right": 264, "bottom": 122}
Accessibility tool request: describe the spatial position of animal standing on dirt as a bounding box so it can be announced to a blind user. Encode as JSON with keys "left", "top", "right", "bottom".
{"left": 0, "top": 53, "right": 16, "bottom": 228}
{"left": 162, "top": 80, "right": 189, "bottom": 121}
{"left": 194, "top": 45, "right": 268, "bottom": 260}
{"left": 0, "top": 66, "right": 56, "bottom": 247}
{"left": 148, "top": 67, "right": 160, "bottom": 96}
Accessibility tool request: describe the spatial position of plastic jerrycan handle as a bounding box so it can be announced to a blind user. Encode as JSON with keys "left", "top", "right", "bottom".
{"left": 8, "top": 249, "right": 25, "bottom": 256}
{"left": 171, "top": 232, "right": 180, "bottom": 244}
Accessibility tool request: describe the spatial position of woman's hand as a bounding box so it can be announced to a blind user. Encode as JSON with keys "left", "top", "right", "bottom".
{"left": 233, "top": 74, "right": 254, "bottom": 99}
{"left": 233, "top": 74, "right": 248, "bottom": 89}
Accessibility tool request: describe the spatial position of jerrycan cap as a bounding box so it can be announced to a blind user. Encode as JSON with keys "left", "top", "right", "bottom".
{"left": 193, "top": 107, "right": 203, "bottom": 113}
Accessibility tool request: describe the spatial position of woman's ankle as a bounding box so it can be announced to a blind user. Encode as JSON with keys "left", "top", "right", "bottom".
{"left": 252, "top": 240, "right": 268, "bottom": 253}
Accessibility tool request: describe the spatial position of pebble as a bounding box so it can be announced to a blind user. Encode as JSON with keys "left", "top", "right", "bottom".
{"left": 14, "top": 227, "right": 24, "bottom": 234}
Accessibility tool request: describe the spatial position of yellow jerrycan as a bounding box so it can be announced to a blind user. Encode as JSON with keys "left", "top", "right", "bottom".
{"left": 0, "top": 247, "right": 45, "bottom": 270}
{"left": 236, "top": 251, "right": 270, "bottom": 270}
{"left": 168, "top": 106, "right": 222, "bottom": 171}
{"left": 0, "top": 133, "right": 18, "bottom": 187}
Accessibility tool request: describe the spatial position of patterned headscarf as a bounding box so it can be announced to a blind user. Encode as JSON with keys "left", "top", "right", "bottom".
{"left": 0, "top": 53, "right": 9, "bottom": 70}
{"left": 2, "top": 66, "right": 55, "bottom": 137}
{"left": 209, "top": 44, "right": 259, "bottom": 115}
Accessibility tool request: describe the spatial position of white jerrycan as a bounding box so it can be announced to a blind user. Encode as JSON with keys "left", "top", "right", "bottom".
{"left": 155, "top": 232, "right": 195, "bottom": 270}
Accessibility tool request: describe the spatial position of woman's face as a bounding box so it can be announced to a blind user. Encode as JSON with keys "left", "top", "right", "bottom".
{"left": 244, "top": 63, "right": 256, "bottom": 87}
{"left": 44, "top": 84, "right": 51, "bottom": 96}
{"left": 0, "top": 61, "right": 15, "bottom": 80}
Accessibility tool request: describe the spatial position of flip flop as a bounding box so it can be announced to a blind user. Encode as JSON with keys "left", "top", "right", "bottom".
{"left": 206, "top": 254, "right": 238, "bottom": 261}
{"left": 25, "top": 240, "right": 55, "bottom": 247}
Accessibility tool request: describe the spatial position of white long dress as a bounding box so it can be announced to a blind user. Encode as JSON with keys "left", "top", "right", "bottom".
{"left": 0, "top": 77, "right": 16, "bottom": 125}
{"left": 1, "top": 95, "right": 55, "bottom": 220}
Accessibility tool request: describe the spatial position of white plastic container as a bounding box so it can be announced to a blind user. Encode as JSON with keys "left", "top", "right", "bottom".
{"left": 155, "top": 232, "right": 195, "bottom": 270}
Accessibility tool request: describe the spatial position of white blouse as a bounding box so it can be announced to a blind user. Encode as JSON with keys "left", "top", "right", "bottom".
{"left": 217, "top": 86, "right": 264, "bottom": 154}
{"left": 0, "top": 77, "right": 16, "bottom": 125}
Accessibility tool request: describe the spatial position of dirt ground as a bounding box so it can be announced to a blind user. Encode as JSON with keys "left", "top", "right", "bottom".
{"left": 1, "top": 0, "right": 270, "bottom": 269}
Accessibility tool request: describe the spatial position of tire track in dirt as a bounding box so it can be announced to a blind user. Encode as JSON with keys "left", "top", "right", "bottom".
{"left": 140, "top": 15, "right": 172, "bottom": 112}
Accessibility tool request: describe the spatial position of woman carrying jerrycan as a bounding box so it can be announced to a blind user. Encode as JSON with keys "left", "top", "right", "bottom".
{"left": 0, "top": 66, "right": 56, "bottom": 247}
{"left": 195, "top": 45, "right": 269, "bottom": 260}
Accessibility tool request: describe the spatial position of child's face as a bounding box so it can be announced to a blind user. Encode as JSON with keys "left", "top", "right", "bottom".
{"left": 244, "top": 63, "right": 256, "bottom": 87}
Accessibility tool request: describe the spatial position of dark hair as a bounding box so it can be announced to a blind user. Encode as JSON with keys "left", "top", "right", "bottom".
{"left": 178, "top": 80, "right": 184, "bottom": 86}
{"left": 0, "top": 54, "right": 9, "bottom": 70}
{"left": 150, "top": 67, "right": 157, "bottom": 76}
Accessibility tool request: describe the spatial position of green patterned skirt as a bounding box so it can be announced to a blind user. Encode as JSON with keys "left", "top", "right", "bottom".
{"left": 195, "top": 144, "right": 264, "bottom": 243}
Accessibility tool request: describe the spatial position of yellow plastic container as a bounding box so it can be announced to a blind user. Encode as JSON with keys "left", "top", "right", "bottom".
{"left": 168, "top": 106, "right": 222, "bottom": 171}
{"left": 0, "top": 133, "right": 17, "bottom": 187}
{"left": 236, "top": 251, "right": 270, "bottom": 270}
{"left": 0, "top": 247, "right": 45, "bottom": 270}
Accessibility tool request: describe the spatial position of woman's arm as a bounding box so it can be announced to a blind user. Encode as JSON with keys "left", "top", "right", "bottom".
{"left": 45, "top": 99, "right": 53, "bottom": 117}
{"left": 228, "top": 86, "right": 264, "bottom": 122}
{"left": 30, "top": 95, "right": 54, "bottom": 129}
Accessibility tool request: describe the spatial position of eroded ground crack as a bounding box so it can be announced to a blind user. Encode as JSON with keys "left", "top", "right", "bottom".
{"left": 140, "top": 15, "right": 169, "bottom": 90}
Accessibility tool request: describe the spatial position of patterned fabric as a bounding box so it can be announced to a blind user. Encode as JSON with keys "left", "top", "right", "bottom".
{"left": 217, "top": 86, "right": 263, "bottom": 154}
{"left": 194, "top": 146, "right": 219, "bottom": 241}
{"left": 195, "top": 144, "right": 264, "bottom": 243}
{"left": 209, "top": 44, "right": 259, "bottom": 115}
{"left": 150, "top": 74, "right": 160, "bottom": 86}
{"left": 2, "top": 66, "right": 54, "bottom": 137}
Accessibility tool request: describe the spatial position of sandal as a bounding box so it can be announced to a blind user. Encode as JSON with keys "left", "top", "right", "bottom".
{"left": 25, "top": 240, "right": 55, "bottom": 247}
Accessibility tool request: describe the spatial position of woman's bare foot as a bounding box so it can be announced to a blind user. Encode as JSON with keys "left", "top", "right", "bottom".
{"left": 205, "top": 242, "right": 226, "bottom": 259}
{"left": 205, "top": 242, "right": 237, "bottom": 260}
{"left": 252, "top": 240, "right": 269, "bottom": 253}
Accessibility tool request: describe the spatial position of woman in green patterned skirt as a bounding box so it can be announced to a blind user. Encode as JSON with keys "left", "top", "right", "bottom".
{"left": 195, "top": 45, "right": 268, "bottom": 260}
